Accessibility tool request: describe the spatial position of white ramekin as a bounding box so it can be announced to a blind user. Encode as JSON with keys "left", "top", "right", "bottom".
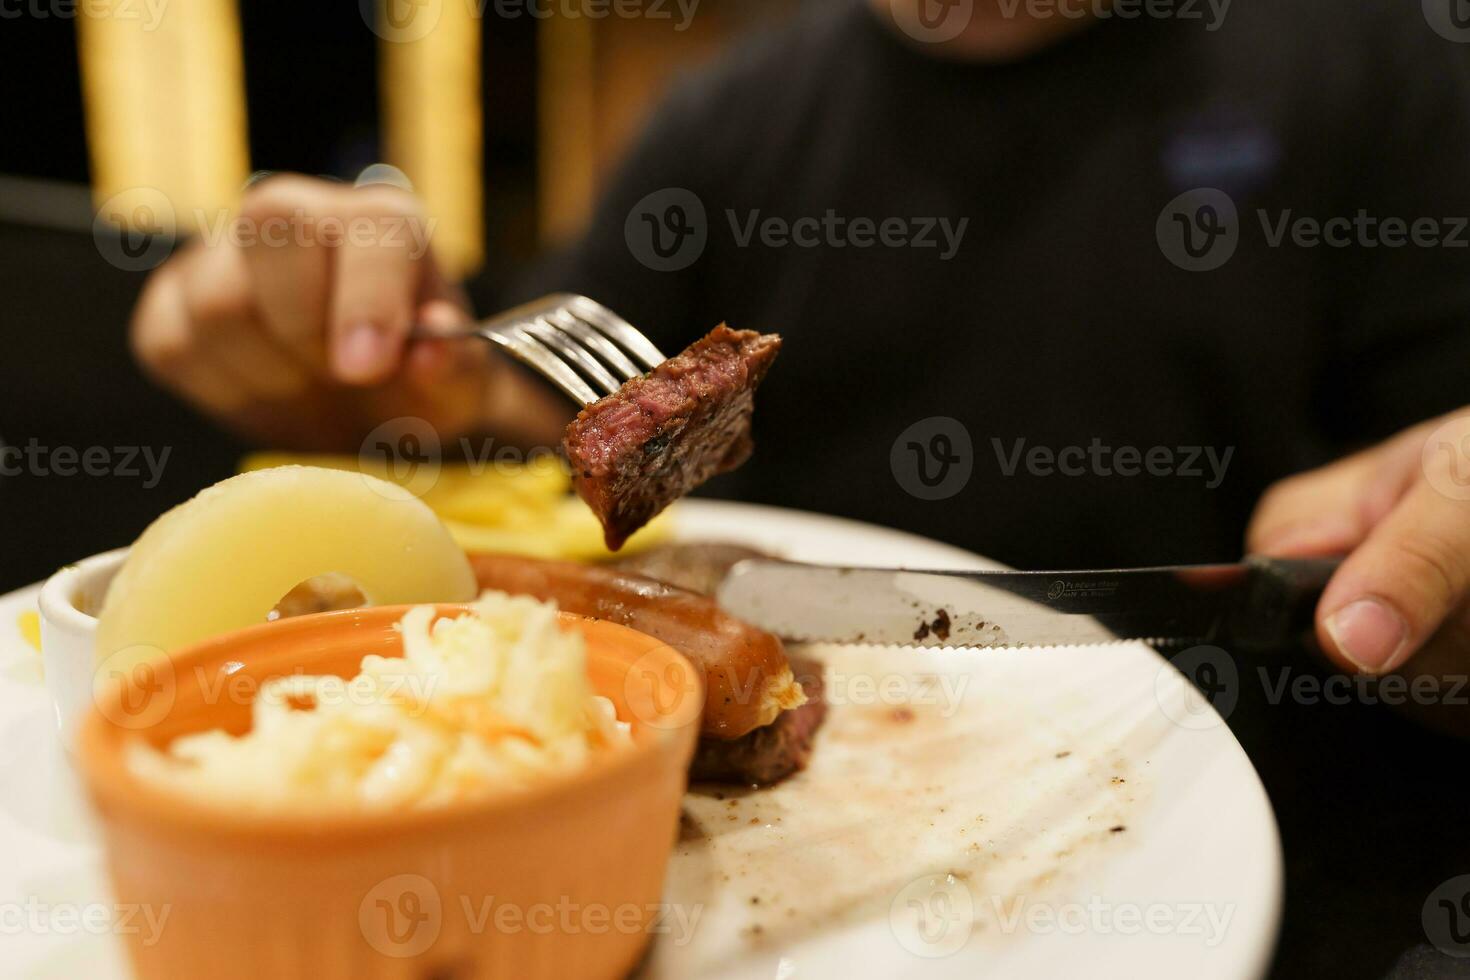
{"left": 37, "top": 548, "right": 128, "bottom": 752}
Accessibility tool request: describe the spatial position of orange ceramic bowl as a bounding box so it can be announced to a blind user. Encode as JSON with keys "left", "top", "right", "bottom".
{"left": 78, "top": 605, "right": 701, "bottom": 980}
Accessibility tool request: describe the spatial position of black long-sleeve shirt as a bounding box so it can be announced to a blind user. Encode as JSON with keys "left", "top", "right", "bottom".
{"left": 511, "top": 0, "right": 1470, "bottom": 569}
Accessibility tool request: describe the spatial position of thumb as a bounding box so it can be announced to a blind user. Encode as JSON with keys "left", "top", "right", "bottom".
{"left": 1315, "top": 476, "right": 1470, "bottom": 675}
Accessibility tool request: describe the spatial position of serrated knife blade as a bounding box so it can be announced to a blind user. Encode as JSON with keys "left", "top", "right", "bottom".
{"left": 715, "top": 557, "right": 1341, "bottom": 651}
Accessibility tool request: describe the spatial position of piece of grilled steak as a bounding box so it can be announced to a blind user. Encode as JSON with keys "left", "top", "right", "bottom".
{"left": 564, "top": 326, "right": 782, "bottom": 550}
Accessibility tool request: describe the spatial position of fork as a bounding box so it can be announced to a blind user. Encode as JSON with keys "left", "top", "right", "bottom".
{"left": 414, "top": 294, "right": 667, "bottom": 406}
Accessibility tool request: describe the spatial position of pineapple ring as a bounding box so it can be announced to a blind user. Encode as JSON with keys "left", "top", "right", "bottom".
{"left": 95, "top": 466, "right": 477, "bottom": 669}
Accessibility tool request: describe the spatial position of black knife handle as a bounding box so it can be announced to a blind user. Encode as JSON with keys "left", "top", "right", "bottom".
{"left": 1224, "top": 556, "right": 1342, "bottom": 653}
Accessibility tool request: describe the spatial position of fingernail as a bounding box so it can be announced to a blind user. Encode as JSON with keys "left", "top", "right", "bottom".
{"left": 335, "top": 323, "right": 389, "bottom": 382}
{"left": 1325, "top": 598, "right": 1409, "bottom": 674}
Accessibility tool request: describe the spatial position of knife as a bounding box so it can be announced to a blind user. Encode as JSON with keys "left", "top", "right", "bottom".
{"left": 715, "top": 557, "right": 1341, "bottom": 651}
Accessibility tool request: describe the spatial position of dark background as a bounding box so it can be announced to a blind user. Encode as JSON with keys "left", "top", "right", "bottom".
{"left": 3, "top": 5, "right": 1470, "bottom": 979}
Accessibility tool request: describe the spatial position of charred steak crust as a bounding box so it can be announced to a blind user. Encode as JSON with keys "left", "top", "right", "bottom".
{"left": 690, "top": 658, "right": 827, "bottom": 786}
{"left": 564, "top": 326, "right": 782, "bottom": 550}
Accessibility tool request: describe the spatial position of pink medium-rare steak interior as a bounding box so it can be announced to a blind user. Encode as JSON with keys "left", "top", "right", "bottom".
{"left": 564, "top": 325, "right": 782, "bottom": 550}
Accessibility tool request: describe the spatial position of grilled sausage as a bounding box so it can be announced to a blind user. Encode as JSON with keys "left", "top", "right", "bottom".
{"left": 470, "top": 553, "right": 805, "bottom": 739}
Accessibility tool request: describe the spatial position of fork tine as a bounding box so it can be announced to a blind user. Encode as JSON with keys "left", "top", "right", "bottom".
{"left": 523, "top": 316, "right": 622, "bottom": 395}
{"left": 416, "top": 294, "right": 662, "bottom": 408}
{"left": 564, "top": 295, "right": 667, "bottom": 370}
{"left": 483, "top": 325, "right": 598, "bottom": 406}
{"left": 547, "top": 309, "right": 642, "bottom": 381}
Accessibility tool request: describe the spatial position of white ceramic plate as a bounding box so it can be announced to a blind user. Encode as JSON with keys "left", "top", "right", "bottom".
{"left": 0, "top": 500, "right": 1280, "bottom": 979}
